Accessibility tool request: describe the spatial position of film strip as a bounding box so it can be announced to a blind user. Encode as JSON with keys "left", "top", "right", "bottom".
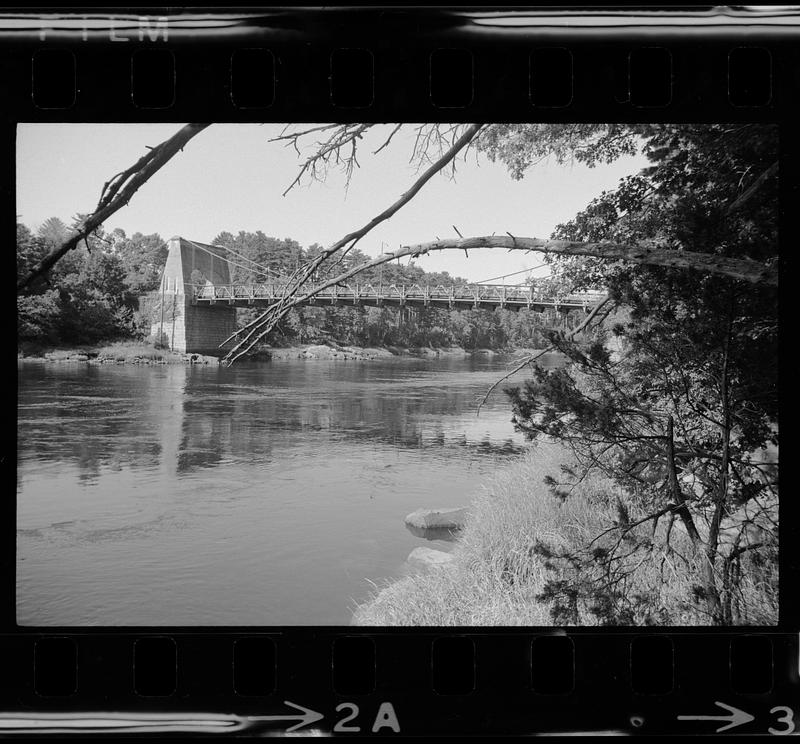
{"left": 3, "top": 6, "right": 798, "bottom": 738}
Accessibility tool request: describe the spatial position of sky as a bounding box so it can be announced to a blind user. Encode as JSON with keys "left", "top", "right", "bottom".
{"left": 16, "top": 123, "right": 649, "bottom": 284}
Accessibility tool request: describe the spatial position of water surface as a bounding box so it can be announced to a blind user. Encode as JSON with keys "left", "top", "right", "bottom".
{"left": 17, "top": 353, "right": 562, "bottom": 625}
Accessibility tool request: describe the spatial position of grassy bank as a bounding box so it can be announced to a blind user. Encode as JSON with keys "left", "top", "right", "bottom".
{"left": 352, "top": 444, "right": 778, "bottom": 626}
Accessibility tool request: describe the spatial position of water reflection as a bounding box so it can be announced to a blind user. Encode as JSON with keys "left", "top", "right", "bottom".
{"left": 18, "top": 356, "right": 541, "bottom": 482}
{"left": 17, "top": 365, "right": 183, "bottom": 484}
{"left": 17, "top": 353, "right": 565, "bottom": 625}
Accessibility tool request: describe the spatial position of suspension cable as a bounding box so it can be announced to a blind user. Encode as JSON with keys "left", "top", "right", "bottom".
{"left": 211, "top": 241, "right": 283, "bottom": 278}
{"left": 473, "top": 262, "right": 550, "bottom": 285}
{"left": 183, "top": 238, "right": 280, "bottom": 281}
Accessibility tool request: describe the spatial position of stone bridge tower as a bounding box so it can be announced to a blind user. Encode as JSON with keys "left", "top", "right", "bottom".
{"left": 150, "top": 236, "right": 237, "bottom": 356}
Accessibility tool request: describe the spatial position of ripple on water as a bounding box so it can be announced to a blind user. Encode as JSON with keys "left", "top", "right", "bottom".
{"left": 16, "top": 355, "right": 551, "bottom": 625}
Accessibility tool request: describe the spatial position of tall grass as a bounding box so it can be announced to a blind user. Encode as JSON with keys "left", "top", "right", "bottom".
{"left": 352, "top": 443, "right": 778, "bottom": 626}
{"left": 352, "top": 444, "right": 606, "bottom": 626}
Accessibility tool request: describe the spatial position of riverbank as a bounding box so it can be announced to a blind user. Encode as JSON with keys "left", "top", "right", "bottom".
{"left": 351, "top": 444, "right": 779, "bottom": 626}
{"left": 19, "top": 340, "right": 543, "bottom": 365}
{"left": 17, "top": 341, "right": 221, "bottom": 366}
{"left": 350, "top": 444, "right": 619, "bottom": 625}
{"left": 260, "top": 343, "right": 510, "bottom": 361}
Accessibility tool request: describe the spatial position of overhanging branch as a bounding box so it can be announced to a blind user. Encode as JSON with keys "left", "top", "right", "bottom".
{"left": 221, "top": 124, "right": 486, "bottom": 363}
{"left": 270, "top": 236, "right": 774, "bottom": 312}
{"left": 476, "top": 297, "right": 614, "bottom": 415}
{"left": 726, "top": 160, "right": 778, "bottom": 215}
{"left": 219, "top": 226, "right": 775, "bottom": 364}
{"left": 395, "top": 236, "right": 778, "bottom": 287}
{"left": 17, "top": 123, "right": 210, "bottom": 292}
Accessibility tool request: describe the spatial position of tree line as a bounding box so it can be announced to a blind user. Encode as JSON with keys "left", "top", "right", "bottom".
{"left": 17, "top": 219, "right": 577, "bottom": 350}
{"left": 17, "top": 217, "right": 167, "bottom": 346}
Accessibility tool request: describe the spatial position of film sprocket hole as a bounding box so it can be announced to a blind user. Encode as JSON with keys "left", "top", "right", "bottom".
{"left": 5, "top": 5, "right": 795, "bottom": 738}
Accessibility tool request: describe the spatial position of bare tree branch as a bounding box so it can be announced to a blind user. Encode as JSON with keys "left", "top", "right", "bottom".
{"left": 18, "top": 123, "right": 210, "bottom": 292}
{"left": 373, "top": 123, "right": 403, "bottom": 154}
{"left": 220, "top": 219, "right": 775, "bottom": 364}
{"left": 476, "top": 297, "right": 614, "bottom": 415}
{"left": 726, "top": 160, "right": 778, "bottom": 215}
{"left": 214, "top": 124, "right": 772, "bottom": 365}
{"left": 271, "top": 123, "right": 376, "bottom": 196}
{"left": 666, "top": 415, "right": 703, "bottom": 549}
{"left": 221, "top": 124, "right": 486, "bottom": 363}
{"left": 391, "top": 236, "right": 778, "bottom": 287}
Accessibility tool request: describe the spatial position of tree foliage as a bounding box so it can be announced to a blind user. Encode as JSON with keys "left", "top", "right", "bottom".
{"left": 475, "top": 123, "right": 644, "bottom": 178}
{"left": 19, "top": 220, "right": 572, "bottom": 351}
{"left": 17, "top": 220, "right": 164, "bottom": 345}
{"left": 110, "top": 229, "right": 169, "bottom": 293}
{"left": 505, "top": 124, "right": 778, "bottom": 625}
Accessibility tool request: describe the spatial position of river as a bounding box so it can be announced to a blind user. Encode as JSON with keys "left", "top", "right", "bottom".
{"left": 16, "top": 353, "right": 564, "bottom": 626}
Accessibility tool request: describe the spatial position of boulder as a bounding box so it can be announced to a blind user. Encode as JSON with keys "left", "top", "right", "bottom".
{"left": 406, "top": 547, "right": 454, "bottom": 572}
{"left": 303, "top": 344, "right": 331, "bottom": 358}
{"left": 405, "top": 523, "right": 460, "bottom": 542}
{"left": 405, "top": 507, "right": 469, "bottom": 531}
{"left": 362, "top": 347, "right": 395, "bottom": 358}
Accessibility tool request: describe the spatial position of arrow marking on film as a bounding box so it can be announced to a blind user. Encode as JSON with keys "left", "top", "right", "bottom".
{"left": 677, "top": 701, "right": 755, "bottom": 733}
{"left": 246, "top": 700, "right": 325, "bottom": 732}
{"left": 0, "top": 704, "right": 324, "bottom": 735}
{"left": 0, "top": 713, "right": 240, "bottom": 734}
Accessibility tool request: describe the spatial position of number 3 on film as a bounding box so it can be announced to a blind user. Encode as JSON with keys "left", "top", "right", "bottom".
{"left": 334, "top": 702, "right": 401, "bottom": 733}
{"left": 768, "top": 707, "right": 795, "bottom": 736}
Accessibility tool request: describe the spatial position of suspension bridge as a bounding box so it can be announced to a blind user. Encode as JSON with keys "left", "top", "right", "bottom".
{"left": 150, "top": 237, "right": 606, "bottom": 356}
{"left": 191, "top": 281, "right": 605, "bottom": 312}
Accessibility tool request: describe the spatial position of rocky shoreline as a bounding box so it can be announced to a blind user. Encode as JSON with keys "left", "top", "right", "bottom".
{"left": 19, "top": 342, "right": 540, "bottom": 366}
{"left": 18, "top": 347, "right": 221, "bottom": 366}
{"left": 261, "top": 343, "right": 489, "bottom": 361}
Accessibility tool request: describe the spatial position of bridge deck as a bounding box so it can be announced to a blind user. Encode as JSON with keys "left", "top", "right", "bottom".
{"left": 190, "top": 283, "right": 606, "bottom": 311}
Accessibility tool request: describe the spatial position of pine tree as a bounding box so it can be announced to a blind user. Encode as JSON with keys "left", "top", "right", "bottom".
{"left": 505, "top": 124, "right": 778, "bottom": 625}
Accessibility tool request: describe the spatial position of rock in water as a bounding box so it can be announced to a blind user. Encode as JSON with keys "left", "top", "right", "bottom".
{"left": 406, "top": 547, "right": 454, "bottom": 572}
{"left": 405, "top": 523, "right": 460, "bottom": 542}
{"left": 404, "top": 507, "right": 469, "bottom": 531}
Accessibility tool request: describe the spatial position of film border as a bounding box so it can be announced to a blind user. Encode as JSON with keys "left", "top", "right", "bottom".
{"left": 2, "top": 5, "right": 797, "bottom": 737}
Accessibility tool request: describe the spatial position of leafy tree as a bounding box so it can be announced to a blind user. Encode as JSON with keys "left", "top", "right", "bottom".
{"left": 56, "top": 246, "right": 136, "bottom": 342}
{"left": 18, "top": 221, "right": 61, "bottom": 343}
{"left": 505, "top": 124, "right": 778, "bottom": 625}
{"left": 17, "top": 290, "right": 61, "bottom": 343}
{"left": 18, "top": 218, "right": 144, "bottom": 345}
{"left": 212, "top": 230, "right": 303, "bottom": 282}
{"left": 111, "top": 229, "right": 168, "bottom": 293}
{"left": 476, "top": 123, "right": 644, "bottom": 179}
{"left": 37, "top": 216, "right": 70, "bottom": 250}
{"left": 17, "top": 223, "right": 53, "bottom": 289}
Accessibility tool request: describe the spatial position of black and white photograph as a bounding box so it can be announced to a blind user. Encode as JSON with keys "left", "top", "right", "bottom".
{"left": 16, "top": 122, "right": 778, "bottom": 627}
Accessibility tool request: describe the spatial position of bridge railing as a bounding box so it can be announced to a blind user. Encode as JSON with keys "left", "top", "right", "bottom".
{"left": 188, "top": 282, "right": 606, "bottom": 307}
